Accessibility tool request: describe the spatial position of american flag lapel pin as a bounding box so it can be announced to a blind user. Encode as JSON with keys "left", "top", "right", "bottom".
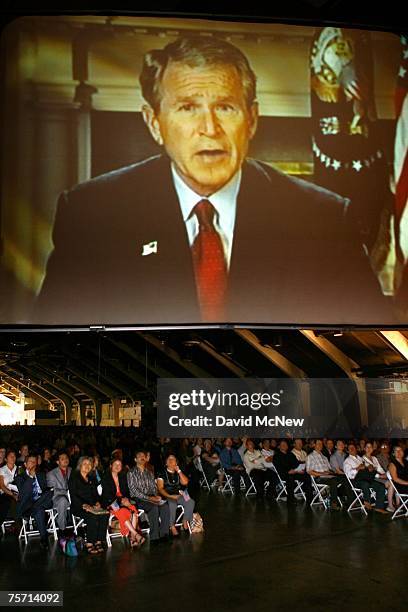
{"left": 142, "top": 240, "right": 158, "bottom": 256}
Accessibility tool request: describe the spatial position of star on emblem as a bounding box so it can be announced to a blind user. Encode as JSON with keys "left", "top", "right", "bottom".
{"left": 352, "top": 160, "right": 362, "bottom": 172}
{"left": 399, "top": 66, "right": 407, "bottom": 79}
{"left": 403, "top": 49, "right": 408, "bottom": 60}
{"left": 332, "top": 159, "right": 341, "bottom": 170}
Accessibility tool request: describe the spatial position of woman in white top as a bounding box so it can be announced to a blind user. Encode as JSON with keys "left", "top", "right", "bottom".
{"left": 0, "top": 450, "right": 18, "bottom": 526}
{"left": 363, "top": 442, "right": 394, "bottom": 512}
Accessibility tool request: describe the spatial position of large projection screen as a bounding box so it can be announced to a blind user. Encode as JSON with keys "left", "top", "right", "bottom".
{"left": 0, "top": 16, "right": 406, "bottom": 326}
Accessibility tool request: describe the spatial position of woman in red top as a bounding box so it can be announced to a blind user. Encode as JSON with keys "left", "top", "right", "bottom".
{"left": 101, "top": 459, "right": 144, "bottom": 547}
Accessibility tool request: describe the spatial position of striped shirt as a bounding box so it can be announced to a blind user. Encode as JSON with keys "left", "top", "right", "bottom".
{"left": 127, "top": 466, "right": 158, "bottom": 501}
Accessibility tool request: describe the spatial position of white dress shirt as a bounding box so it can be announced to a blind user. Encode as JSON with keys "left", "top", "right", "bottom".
{"left": 0, "top": 464, "right": 18, "bottom": 494}
{"left": 343, "top": 454, "right": 364, "bottom": 480}
{"left": 171, "top": 165, "right": 241, "bottom": 270}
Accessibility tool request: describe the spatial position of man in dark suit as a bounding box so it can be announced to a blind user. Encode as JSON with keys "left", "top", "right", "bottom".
{"left": 35, "top": 36, "right": 394, "bottom": 326}
{"left": 14, "top": 454, "right": 53, "bottom": 549}
{"left": 47, "top": 451, "right": 72, "bottom": 533}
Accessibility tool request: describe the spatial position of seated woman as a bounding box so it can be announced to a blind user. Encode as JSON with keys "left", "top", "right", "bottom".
{"left": 389, "top": 446, "right": 408, "bottom": 501}
{"left": 101, "top": 458, "right": 144, "bottom": 548}
{"left": 0, "top": 450, "right": 18, "bottom": 526}
{"left": 157, "top": 454, "right": 195, "bottom": 537}
{"left": 68, "top": 456, "right": 109, "bottom": 555}
{"left": 200, "top": 439, "right": 222, "bottom": 489}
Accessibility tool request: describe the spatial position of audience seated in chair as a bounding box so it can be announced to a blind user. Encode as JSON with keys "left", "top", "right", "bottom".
{"left": 47, "top": 451, "right": 72, "bottom": 538}
{"left": 101, "top": 458, "right": 144, "bottom": 547}
{"left": 68, "top": 456, "right": 109, "bottom": 555}
{"left": 0, "top": 450, "right": 18, "bottom": 528}
{"left": 343, "top": 444, "right": 387, "bottom": 514}
{"left": 219, "top": 438, "right": 250, "bottom": 494}
{"left": 127, "top": 450, "right": 170, "bottom": 544}
{"left": 273, "top": 440, "right": 312, "bottom": 505}
{"left": 14, "top": 454, "right": 54, "bottom": 549}
{"left": 306, "top": 439, "right": 342, "bottom": 510}
{"left": 157, "top": 454, "right": 195, "bottom": 536}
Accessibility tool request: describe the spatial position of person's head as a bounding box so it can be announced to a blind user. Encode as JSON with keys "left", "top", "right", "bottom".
{"left": 140, "top": 36, "right": 258, "bottom": 197}
{"left": 359, "top": 439, "right": 366, "bottom": 450}
{"left": 76, "top": 456, "right": 93, "bottom": 476}
{"left": 224, "top": 438, "right": 233, "bottom": 448}
{"left": 380, "top": 442, "right": 390, "bottom": 455}
{"left": 19, "top": 444, "right": 28, "bottom": 458}
{"left": 364, "top": 442, "right": 374, "bottom": 456}
{"left": 0, "top": 447, "right": 5, "bottom": 463}
{"left": 25, "top": 454, "right": 38, "bottom": 473}
{"left": 92, "top": 454, "right": 100, "bottom": 469}
{"left": 279, "top": 440, "right": 289, "bottom": 453}
{"left": 336, "top": 440, "right": 345, "bottom": 453}
{"left": 294, "top": 439, "right": 303, "bottom": 451}
{"left": 5, "top": 450, "right": 16, "bottom": 466}
{"left": 43, "top": 448, "right": 52, "bottom": 461}
{"left": 165, "top": 454, "right": 178, "bottom": 471}
{"left": 245, "top": 439, "right": 255, "bottom": 452}
{"left": 393, "top": 446, "right": 405, "bottom": 462}
{"left": 203, "top": 439, "right": 212, "bottom": 452}
{"left": 315, "top": 439, "right": 323, "bottom": 452}
{"left": 347, "top": 443, "right": 357, "bottom": 456}
{"left": 270, "top": 439, "right": 277, "bottom": 449}
{"left": 135, "top": 450, "right": 148, "bottom": 468}
{"left": 56, "top": 451, "right": 69, "bottom": 469}
{"left": 110, "top": 458, "right": 123, "bottom": 475}
{"left": 111, "top": 448, "right": 123, "bottom": 461}
{"left": 326, "top": 439, "right": 334, "bottom": 452}
{"left": 262, "top": 439, "right": 271, "bottom": 450}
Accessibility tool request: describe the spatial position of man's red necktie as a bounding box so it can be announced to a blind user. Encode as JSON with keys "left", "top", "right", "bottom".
{"left": 191, "top": 199, "right": 228, "bottom": 321}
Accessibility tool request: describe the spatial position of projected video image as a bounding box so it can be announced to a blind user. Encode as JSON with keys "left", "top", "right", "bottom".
{"left": 0, "top": 17, "right": 407, "bottom": 325}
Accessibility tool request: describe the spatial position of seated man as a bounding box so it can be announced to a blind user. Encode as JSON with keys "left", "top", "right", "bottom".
{"left": 243, "top": 439, "right": 275, "bottom": 498}
{"left": 127, "top": 450, "right": 170, "bottom": 544}
{"left": 306, "top": 439, "right": 342, "bottom": 510}
{"left": 274, "top": 440, "right": 312, "bottom": 504}
{"left": 291, "top": 439, "right": 307, "bottom": 464}
{"left": 14, "top": 454, "right": 53, "bottom": 548}
{"left": 219, "top": 438, "right": 250, "bottom": 494}
{"left": 46, "top": 451, "right": 72, "bottom": 536}
{"left": 343, "top": 443, "right": 387, "bottom": 513}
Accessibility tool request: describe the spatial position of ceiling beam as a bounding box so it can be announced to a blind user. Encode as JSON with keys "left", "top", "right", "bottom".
{"left": 378, "top": 331, "right": 408, "bottom": 361}
{"left": 235, "top": 330, "right": 306, "bottom": 378}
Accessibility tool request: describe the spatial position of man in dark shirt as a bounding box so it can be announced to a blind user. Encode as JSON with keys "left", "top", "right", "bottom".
{"left": 273, "top": 440, "right": 313, "bottom": 504}
{"left": 127, "top": 450, "right": 170, "bottom": 543}
{"left": 14, "top": 454, "right": 53, "bottom": 549}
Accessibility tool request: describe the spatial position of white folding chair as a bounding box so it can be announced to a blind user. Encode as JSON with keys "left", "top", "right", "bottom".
{"left": 245, "top": 470, "right": 257, "bottom": 496}
{"left": 106, "top": 513, "right": 124, "bottom": 547}
{"left": 175, "top": 504, "right": 192, "bottom": 534}
{"left": 1, "top": 519, "right": 15, "bottom": 535}
{"left": 345, "top": 475, "right": 368, "bottom": 515}
{"left": 195, "top": 457, "right": 213, "bottom": 492}
{"left": 310, "top": 476, "right": 330, "bottom": 509}
{"left": 386, "top": 471, "right": 408, "bottom": 520}
{"left": 72, "top": 514, "right": 86, "bottom": 535}
{"left": 220, "top": 468, "right": 234, "bottom": 494}
{"left": 271, "top": 465, "right": 288, "bottom": 501}
{"left": 19, "top": 508, "right": 58, "bottom": 544}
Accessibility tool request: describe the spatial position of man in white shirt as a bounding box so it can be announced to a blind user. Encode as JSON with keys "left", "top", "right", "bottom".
{"left": 292, "top": 439, "right": 307, "bottom": 463}
{"left": 243, "top": 439, "right": 271, "bottom": 498}
{"left": 344, "top": 443, "right": 387, "bottom": 513}
{"left": 306, "top": 439, "right": 342, "bottom": 509}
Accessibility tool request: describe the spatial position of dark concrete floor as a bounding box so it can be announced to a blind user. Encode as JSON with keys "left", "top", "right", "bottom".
{"left": 1, "top": 493, "right": 407, "bottom": 611}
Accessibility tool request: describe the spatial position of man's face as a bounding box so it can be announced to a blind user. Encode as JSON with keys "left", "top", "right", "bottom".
{"left": 21, "top": 445, "right": 28, "bottom": 457}
{"left": 246, "top": 440, "right": 255, "bottom": 452}
{"left": 315, "top": 440, "right": 323, "bottom": 452}
{"left": 337, "top": 441, "right": 345, "bottom": 452}
{"left": 279, "top": 441, "right": 288, "bottom": 453}
{"left": 25, "top": 456, "right": 37, "bottom": 472}
{"left": 224, "top": 438, "right": 232, "bottom": 448}
{"left": 57, "top": 454, "right": 69, "bottom": 469}
{"left": 294, "top": 439, "right": 303, "bottom": 450}
{"left": 136, "top": 452, "right": 147, "bottom": 466}
{"left": 348, "top": 445, "right": 357, "bottom": 456}
{"left": 326, "top": 440, "right": 334, "bottom": 451}
{"left": 144, "top": 62, "right": 258, "bottom": 196}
